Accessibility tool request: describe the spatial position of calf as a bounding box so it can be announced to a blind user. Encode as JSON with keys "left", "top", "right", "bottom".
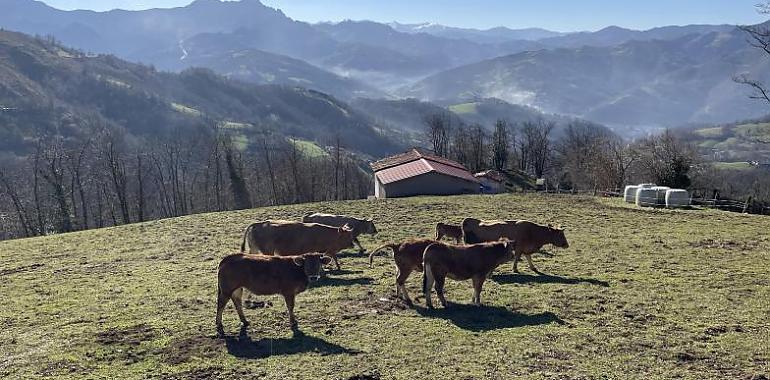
{"left": 422, "top": 240, "right": 514, "bottom": 309}
{"left": 368, "top": 239, "right": 436, "bottom": 304}
{"left": 462, "top": 218, "right": 569, "bottom": 273}
{"left": 216, "top": 252, "right": 332, "bottom": 329}
{"left": 435, "top": 222, "right": 463, "bottom": 244}
{"left": 302, "top": 213, "right": 377, "bottom": 253}
{"left": 241, "top": 220, "right": 354, "bottom": 270}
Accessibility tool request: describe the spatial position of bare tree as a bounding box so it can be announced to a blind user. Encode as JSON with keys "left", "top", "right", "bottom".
{"left": 491, "top": 119, "right": 509, "bottom": 171}
{"left": 424, "top": 113, "right": 451, "bottom": 157}
{"left": 519, "top": 120, "right": 555, "bottom": 177}
{"left": 736, "top": 3, "right": 770, "bottom": 144}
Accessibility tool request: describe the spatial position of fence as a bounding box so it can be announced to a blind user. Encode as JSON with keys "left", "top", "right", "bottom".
{"left": 531, "top": 186, "right": 770, "bottom": 216}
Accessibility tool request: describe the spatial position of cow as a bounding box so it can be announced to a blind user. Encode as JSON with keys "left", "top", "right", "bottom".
{"left": 435, "top": 222, "right": 463, "bottom": 244}
{"left": 216, "top": 252, "right": 332, "bottom": 329}
{"left": 422, "top": 240, "right": 515, "bottom": 309}
{"left": 462, "top": 218, "right": 569, "bottom": 274}
{"left": 302, "top": 213, "right": 378, "bottom": 253}
{"left": 368, "top": 239, "right": 436, "bottom": 305}
{"left": 240, "top": 220, "right": 354, "bottom": 270}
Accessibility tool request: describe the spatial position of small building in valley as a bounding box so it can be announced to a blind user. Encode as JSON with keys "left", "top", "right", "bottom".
{"left": 474, "top": 170, "right": 507, "bottom": 194}
{"left": 371, "top": 148, "right": 480, "bottom": 198}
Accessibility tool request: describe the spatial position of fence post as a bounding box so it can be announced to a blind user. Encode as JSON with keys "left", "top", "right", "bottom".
{"left": 743, "top": 196, "right": 753, "bottom": 214}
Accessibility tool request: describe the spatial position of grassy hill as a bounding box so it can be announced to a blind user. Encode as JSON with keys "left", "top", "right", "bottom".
{"left": 1, "top": 194, "right": 768, "bottom": 379}
{"left": 681, "top": 120, "right": 770, "bottom": 164}
{"left": 0, "top": 30, "right": 399, "bottom": 157}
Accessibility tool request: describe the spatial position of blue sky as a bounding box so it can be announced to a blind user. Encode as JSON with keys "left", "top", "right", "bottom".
{"left": 42, "top": 0, "right": 769, "bottom": 32}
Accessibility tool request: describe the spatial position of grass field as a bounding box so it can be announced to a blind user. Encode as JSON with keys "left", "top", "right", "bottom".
{"left": 1, "top": 194, "right": 768, "bottom": 379}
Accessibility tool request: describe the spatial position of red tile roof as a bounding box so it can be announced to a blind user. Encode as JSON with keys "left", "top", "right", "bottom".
{"left": 373, "top": 149, "right": 479, "bottom": 185}
{"left": 370, "top": 148, "right": 468, "bottom": 172}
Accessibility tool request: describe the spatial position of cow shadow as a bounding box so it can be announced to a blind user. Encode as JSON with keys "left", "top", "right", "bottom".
{"left": 223, "top": 327, "right": 360, "bottom": 359}
{"left": 415, "top": 304, "right": 564, "bottom": 332}
{"left": 325, "top": 269, "right": 363, "bottom": 276}
{"left": 492, "top": 273, "right": 609, "bottom": 287}
{"left": 336, "top": 251, "right": 367, "bottom": 258}
{"left": 317, "top": 276, "right": 374, "bottom": 287}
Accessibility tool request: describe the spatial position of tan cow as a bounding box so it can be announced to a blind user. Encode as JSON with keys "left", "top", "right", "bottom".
{"left": 368, "top": 239, "right": 436, "bottom": 305}
{"left": 435, "top": 222, "right": 463, "bottom": 244}
{"left": 422, "top": 240, "right": 514, "bottom": 309}
{"left": 240, "top": 220, "right": 354, "bottom": 270}
{"left": 302, "top": 213, "right": 378, "bottom": 253}
{"left": 216, "top": 252, "right": 332, "bottom": 329}
{"left": 462, "top": 218, "right": 569, "bottom": 274}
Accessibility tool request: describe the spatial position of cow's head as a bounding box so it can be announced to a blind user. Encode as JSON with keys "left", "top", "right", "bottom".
{"left": 548, "top": 224, "right": 569, "bottom": 248}
{"left": 362, "top": 219, "right": 377, "bottom": 235}
{"left": 293, "top": 253, "right": 332, "bottom": 282}
{"left": 338, "top": 224, "right": 355, "bottom": 248}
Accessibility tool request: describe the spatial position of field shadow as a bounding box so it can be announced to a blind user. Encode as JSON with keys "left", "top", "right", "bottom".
{"left": 336, "top": 251, "right": 367, "bottom": 258}
{"left": 492, "top": 273, "right": 609, "bottom": 287}
{"left": 317, "top": 276, "right": 374, "bottom": 287}
{"left": 223, "top": 327, "right": 360, "bottom": 359}
{"left": 416, "top": 304, "right": 564, "bottom": 332}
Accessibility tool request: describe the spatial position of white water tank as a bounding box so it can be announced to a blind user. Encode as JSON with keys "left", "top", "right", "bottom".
{"left": 666, "top": 189, "right": 690, "bottom": 208}
{"left": 636, "top": 187, "right": 658, "bottom": 207}
{"left": 624, "top": 185, "right": 640, "bottom": 203}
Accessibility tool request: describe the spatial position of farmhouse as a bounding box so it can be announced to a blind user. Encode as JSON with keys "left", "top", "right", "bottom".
{"left": 474, "top": 170, "right": 506, "bottom": 194}
{"left": 370, "top": 148, "right": 480, "bottom": 198}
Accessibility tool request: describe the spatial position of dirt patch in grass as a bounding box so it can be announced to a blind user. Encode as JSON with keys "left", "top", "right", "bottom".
{"left": 165, "top": 366, "right": 252, "bottom": 380}
{"left": 690, "top": 239, "right": 760, "bottom": 250}
{"left": 0, "top": 263, "right": 44, "bottom": 277}
{"left": 339, "top": 291, "right": 411, "bottom": 319}
{"left": 95, "top": 324, "right": 157, "bottom": 346}
{"left": 93, "top": 324, "right": 162, "bottom": 364}
{"left": 36, "top": 359, "right": 90, "bottom": 377}
{"left": 161, "top": 335, "right": 223, "bottom": 364}
{"left": 346, "top": 374, "right": 381, "bottom": 380}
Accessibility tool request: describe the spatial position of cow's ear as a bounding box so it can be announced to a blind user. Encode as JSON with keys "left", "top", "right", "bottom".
{"left": 293, "top": 257, "right": 305, "bottom": 267}
{"left": 320, "top": 256, "right": 332, "bottom": 265}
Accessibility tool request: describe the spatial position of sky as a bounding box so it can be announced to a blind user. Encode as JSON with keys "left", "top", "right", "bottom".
{"left": 40, "top": 0, "right": 769, "bottom": 32}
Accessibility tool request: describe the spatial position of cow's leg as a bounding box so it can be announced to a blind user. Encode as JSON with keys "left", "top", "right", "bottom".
{"left": 512, "top": 250, "right": 522, "bottom": 273}
{"left": 471, "top": 276, "right": 484, "bottom": 306}
{"left": 230, "top": 288, "right": 249, "bottom": 326}
{"left": 216, "top": 286, "right": 231, "bottom": 328}
{"left": 327, "top": 251, "right": 341, "bottom": 270}
{"left": 353, "top": 237, "right": 366, "bottom": 254}
{"left": 396, "top": 266, "right": 414, "bottom": 305}
{"left": 525, "top": 254, "right": 540, "bottom": 274}
{"left": 435, "top": 275, "right": 448, "bottom": 308}
{"left": 283, "top": 293, "right": 298, "bottom": 329}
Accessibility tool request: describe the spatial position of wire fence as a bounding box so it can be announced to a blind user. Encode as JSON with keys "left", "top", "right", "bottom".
{"left": 529, "top": 187, "right": 770, "bottom": 216}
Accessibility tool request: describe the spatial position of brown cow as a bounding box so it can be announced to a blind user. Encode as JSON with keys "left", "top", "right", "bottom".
{"left": 422, "top": 240, "right": 514, "bottom": 309}
{"left": 462, "top": 218, "right": 569, "bottom": 274}
{"left": 368, "top": 239, "right": 436, "bottom": 305}
{"left": 435, "top": 222, "right": 463, "bottom": 244}
{"left": 302, "top": 213, "right": 378, "bottom": 253}
{"left": 240, "top": 220, "right": 354, "bottom": 270}
{"left": 216, "top": 252, "right": 332, "bottom": 329}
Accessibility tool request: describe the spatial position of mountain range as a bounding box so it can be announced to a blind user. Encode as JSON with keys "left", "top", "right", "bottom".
{"left": 0, "top": 0, "right": 768, "bottom": 138}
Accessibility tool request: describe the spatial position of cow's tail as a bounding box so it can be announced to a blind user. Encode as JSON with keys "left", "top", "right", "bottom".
{"left": 435, "top": 224, "right": 441, "bottom": 240}
{"left": 422, "top": 244, "right": 436, "bottom": 304}
{"left": 368, "top": 243, "right": 396, "bottom": 267}
{"left": 240, "top": 224, "right": 254, "bottom": 253}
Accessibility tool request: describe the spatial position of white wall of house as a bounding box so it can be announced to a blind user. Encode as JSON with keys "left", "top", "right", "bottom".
{"left": 374, "top": 172, "right": 479, "bottom": 198}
